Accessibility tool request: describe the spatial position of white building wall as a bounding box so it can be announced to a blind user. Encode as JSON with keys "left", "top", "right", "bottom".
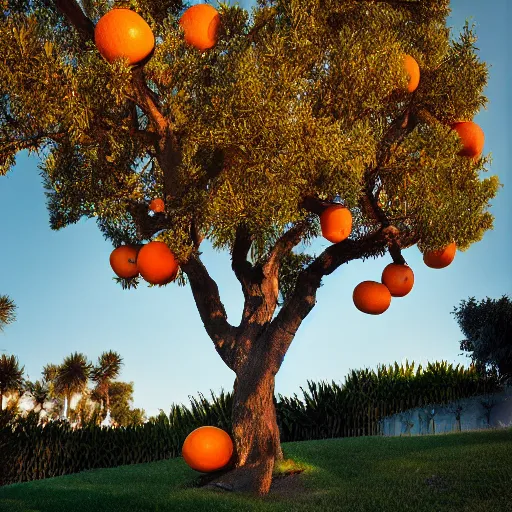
{"left": 380, "top": 385, "right": 512, "bottom": 436}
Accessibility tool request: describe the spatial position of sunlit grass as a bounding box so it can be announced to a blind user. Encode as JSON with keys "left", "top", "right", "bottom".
{"left": 1, "top": 428, "right": 511, "bottom": 512}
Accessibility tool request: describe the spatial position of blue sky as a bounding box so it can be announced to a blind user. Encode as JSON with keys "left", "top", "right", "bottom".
{"left": 0, "top": 0, "right": 510, "bottom": 419}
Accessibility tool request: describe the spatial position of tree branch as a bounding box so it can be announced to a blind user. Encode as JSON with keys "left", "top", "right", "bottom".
{"left": 231, "top": 224, "right": 255, "bottom": 285}
{"left": 53, "top": 1, "right": 181, "bottom": 201}
{"left": 54, "top": 0, "right": 95, "bottom": 44}
{"left": 263, "top": 222, "right": 308, "bottom": 276}
{"left": 299, "top": 195, "right": 332, "bottom": 216}
{"left": 125, "top": 200, "right": 169, "bottom": 240}
{"left": 181, "top": 253, "right": 237, "bottom": 371}
{"left": 266, "top": 225, "right": 418, "bottom": 371}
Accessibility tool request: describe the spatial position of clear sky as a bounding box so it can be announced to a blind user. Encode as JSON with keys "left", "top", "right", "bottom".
{"left": 0, "top": 0, "right": 510, "bottom": 419}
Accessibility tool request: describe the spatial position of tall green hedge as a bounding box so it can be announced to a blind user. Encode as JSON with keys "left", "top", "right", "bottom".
{"left": 0, "top": 361, "right": 501, "bottom": 486}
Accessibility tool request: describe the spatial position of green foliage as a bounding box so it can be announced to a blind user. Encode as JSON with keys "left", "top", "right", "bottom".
{"left": 276, "top": 360, "right": 502, "bottom": 441}
{"left": 0, "top": 0, "right": 500, "bottom": 272}
{"left": 0, "top": 295, "right": 16, "bottom": 331}
{"left": 278, "top": 251, "right": 315, "bottom": 305}
{"left": 452, "top": 295, "right": 512, "bottom": 382}
{"left": 0, "top": 413, "right": 180, "bottom": 486}
{"left": 53, "top": 352, "right": 92, "bottom": 402}
{"left": 107, "top": 381, "right": 147, "bottom": 426}
{"left": 0, "top": 360, "right": 501, "bottom": 486}
{"left": 0, "top": 354, "right": 24, "bottom": 410}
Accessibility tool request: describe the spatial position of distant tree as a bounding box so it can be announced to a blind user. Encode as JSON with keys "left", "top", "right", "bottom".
{"left": 0, "top": 295, "right": 16, "bottom": 331}
{"left": 41, "top": 363, "right": 63, "bottom": 419}
{"left": 91, "top": 350, "right": 123, "bottom": 426}
{"left": 25, "top": 378, "right": 53, "bottom": 416}
{"left": 452, "top": 295, "right": 512, "bottom": 383}
{"left": 107, "top": 381, "right": 145, "bottom": 426}
{"left": 54, "top": 352, "right": 92, "bottom": 420}
{"left": 0, "top": 354, "right": 24, "bottom": 411}
{"left": 68, "top": 390, "right": 100, "bottom": 427}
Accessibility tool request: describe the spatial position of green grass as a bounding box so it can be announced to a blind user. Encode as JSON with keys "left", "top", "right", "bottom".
{"left": 1, "top": 428, "right": 511, "bottom": 512}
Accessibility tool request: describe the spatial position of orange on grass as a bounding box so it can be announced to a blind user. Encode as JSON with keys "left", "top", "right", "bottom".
{"left": 136, "top": 241, "right": 179, "bottom": 285}
{"left": 381, "top": 263, "right": 414, "bottom": 297}
{"left": 451, "top": 121, "right": 485, "bottom": 159}
{"left": 149, "top": 198, "right": 165, "bottom": 213}
{"left": 353, "top": 281, "right": 392, "bottom": 315}
{"left": 423, "top": 242, "right": 456, "bottom": 269}
{"left": 94, "top": 8, "right": 155, "bottom": 66}
{"left": 320, "top": 205, "right": 353, "bottom": 243}
{"left": 179, "top": 4, "right": 221, "bottom": 52}
{"left": 182, "top": 426, "right": 233, "bottom": 473}
{"left": 110, "top": 245, "right": 140, "bottom": 279}
{"left": 403, "top": 54, "right": 420, "bottom": 93}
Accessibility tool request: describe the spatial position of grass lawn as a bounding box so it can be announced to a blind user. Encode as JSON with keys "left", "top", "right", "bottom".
{"left": 1, "top": 428, "right": 511, "bottom": 512}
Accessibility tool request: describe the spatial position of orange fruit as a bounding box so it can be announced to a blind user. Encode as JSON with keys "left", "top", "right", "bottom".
{"left": 423, "top": 242, "right": 456, "bottom": 269}
{"left": 451, "top": 121, "right": 485, "bottom": 159}
{"left": 403, "top": 54, "right": 420, "bottom": 93}
{"left": 353, "top": 281, "right": 392, "bottom": 315}
{"left": 94, "top": 8, "right": 155, "bottom": 66}
{"left": 182, "top": 426, "right": 233, "bottom": 473}
{"left": 149, "top": 198, "right": 165, "bottom": 213}
{"left": 136, "top": 241, "right": 179, "bottom": 285}
{"left": 381, "top": 263, "right": 414, "bottom": 297}
{"left": 179, "top": 4, "right": 221, "bottom": 52}
{"left": 320, "top": 205, "right": 353, "bottom": 243}
{"left": 110, "top": 245, "right": 140, "bottom": 279}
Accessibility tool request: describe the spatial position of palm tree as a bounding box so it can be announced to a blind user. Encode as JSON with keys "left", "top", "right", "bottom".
{"left": 0, "top": 295, "right": 16, "bottom": 332}
{"left": 0, "top": 354, "right": 24, "bottom": 411}
{"left": 54, "top": 352, "right": 92, "bottom": 420}
{"left": 25, "top": 379, "right": 52, "bottom": 416}
{"left": 91, "top": 350, "right": 123, "bottom": 427}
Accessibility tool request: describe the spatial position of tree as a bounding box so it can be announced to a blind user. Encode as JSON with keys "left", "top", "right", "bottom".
{"left": 105, "top": 380, "right": 146, "bottom": 426}
{"left": 91, "top": 350, "right": 123, "bottom": 426}
{"left": 25, "top": 378, "right": 53, "bottom": 417}
{"left": 452, "top": 295, "right": 512, "bottom": 383}
{"left": 41, "top": 363, "right": 63, "bottom": 419}
{"left": 0, "top": 0, "right": 500, "bottom": 495}
{"left": 0, "top": 295, "right": 16, "bottom": 332}
{"left": 54, "top": 352, "right": 92, "bottom": 420}
{"left": 0, "top": 354, "right": 24, "bottom": 411}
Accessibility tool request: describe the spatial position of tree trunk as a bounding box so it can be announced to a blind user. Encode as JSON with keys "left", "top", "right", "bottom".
{"left": 62, "top": 394, "right": 69, "bottom": 420}
{"left": 204, "top": 350, "right": 284, "bottom": 496}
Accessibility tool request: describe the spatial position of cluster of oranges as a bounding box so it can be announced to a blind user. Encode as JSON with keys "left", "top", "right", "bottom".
{"left": 315, "top": 54, "right": 483, "bottom": 315}
{"left": 110, "top": 241, "right": 179, "bottom": 285}
{"left": 319, "top": 202, "right": 458, "bottom": 315}
{"left": 94, "top": 4, "right": 220, "bottom": 66}
{"left": 403, "top": 55, "right": 484, "bottom": 158}
{"left": 95, "top": 6, "right": 482, "bottom": 314}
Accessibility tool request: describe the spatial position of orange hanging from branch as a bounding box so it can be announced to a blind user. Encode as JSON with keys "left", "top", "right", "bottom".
{"left": 423, "top": 242, "right": 456, "bottom": 269}
{"left": 94, "top": 8, "right": 155, "bottom": 66}
{"left": 149, "top": 198, "right": 165, "bottom": 213}
{"left": 136, "top": 241, "right": 179, "bottom": 285}
{"left": 110, "top": 245, "right": 140, "bottom": 279}
{"left": 179, "top": 4, "right": 221, "bottom": 52}
{"left": 320, "top": 205, "right": 353, "bottom": 243}
{"left": 403, "top": 54, "right": 420, "bottom": 93}
{"left": 381, "top": 263, "right": 414, "bottom": 297}
{"left": 451, "top": 121, "right": 485, "bottom": 159}
{"left": 353, "top": 281, "right": 392, "bottom": 315}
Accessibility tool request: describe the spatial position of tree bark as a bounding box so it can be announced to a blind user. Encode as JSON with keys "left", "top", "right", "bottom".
{"left": 204, "top": 339, "right": 284, "bottom": 496}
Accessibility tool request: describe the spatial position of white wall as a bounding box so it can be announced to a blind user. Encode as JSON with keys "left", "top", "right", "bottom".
{"left": 380, "top": 385, "right": 512, "bottom": 436}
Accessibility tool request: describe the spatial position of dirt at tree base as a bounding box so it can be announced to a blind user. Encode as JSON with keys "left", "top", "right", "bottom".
{"left": 185, "top": 467, "right": 309, "bottom": 499}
